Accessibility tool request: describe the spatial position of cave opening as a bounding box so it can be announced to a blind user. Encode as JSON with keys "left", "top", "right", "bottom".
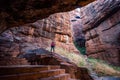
{"left": 0, "top": 0, "right": 120, "bottom": 79}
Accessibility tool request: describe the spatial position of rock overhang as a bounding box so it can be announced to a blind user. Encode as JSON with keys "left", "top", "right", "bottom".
{"left": 0, "top": 0, "right": 95, "bottom": 33}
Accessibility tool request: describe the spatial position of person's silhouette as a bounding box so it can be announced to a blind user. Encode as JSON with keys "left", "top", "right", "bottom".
{"left": 51, "top": 41, "right": 55, "bottom": 52}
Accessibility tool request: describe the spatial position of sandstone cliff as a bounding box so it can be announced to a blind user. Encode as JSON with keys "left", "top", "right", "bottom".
{"left": 79, "top": 0, "right": 120, "bottom": 66}
{"left": 0, "top": 12, "right": 79, "bottom": 57}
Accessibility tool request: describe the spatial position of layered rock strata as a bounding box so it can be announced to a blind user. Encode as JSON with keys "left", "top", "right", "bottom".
{"left": 0, "top": 12, "right": 79, "bottom": 57}
{"left": 79, "top": 0, "right": 120, "bottom": 66}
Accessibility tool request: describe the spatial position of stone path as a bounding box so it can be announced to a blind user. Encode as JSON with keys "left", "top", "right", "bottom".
{"left": 0, "top": 65, "right": 78, "bottom": 80}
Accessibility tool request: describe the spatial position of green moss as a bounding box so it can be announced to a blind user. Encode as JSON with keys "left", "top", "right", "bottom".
{"left": 74, "top": 41, "right": 86, "bottom": 55}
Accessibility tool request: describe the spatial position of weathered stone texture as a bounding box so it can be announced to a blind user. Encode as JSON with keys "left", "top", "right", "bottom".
{"left": 0, "top": 0, "right": 95, "bottom": 34}
{"left": 22, "top": 51, "right": 93, "bottom": 80}
{"left": 0, "top": 12, "right": 79, "bottom": 57}
{"left": 80, "top": 0, "right": 120, "bottom": 66}
{"left": 0, "top": 57, "right": 29, "bottom": 66}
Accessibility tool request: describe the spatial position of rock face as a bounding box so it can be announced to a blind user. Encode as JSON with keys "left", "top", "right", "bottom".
{"left": 0, "top": 12, "right": 79, "bottom": 57}
{"left": 79, "top": 0, "right": 120, "bottom": 66}
{"left": 0, "top": 0, "right": 95, "bottom": 34}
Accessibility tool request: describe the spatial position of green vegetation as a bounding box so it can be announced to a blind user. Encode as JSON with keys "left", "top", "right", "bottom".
{"left": 88, "top": 58, "right": 120, "bottom": 76}
{"left": 74, "top": 41, "right": 86, "bottom": 55}
{"left": 78, "top": 47, "right": 86, "bottom": 55}
{"left": 112, "top": 65, "right": 120, "bottom": 71}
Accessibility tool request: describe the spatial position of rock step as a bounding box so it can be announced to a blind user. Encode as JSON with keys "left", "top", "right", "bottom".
{"left": 69, "top": 78, "right": 79, "bottom": 80}
{"left": 39, "top": 73, "right": 70, "bottom": 80}
{"left": 0, "top": 65, "right": 60, "bottom": 75}
{"left": 0, "top": 57, "right": 29, "bottom": 66}
{"left": 0, "top": 60, "right": 29, "bottom": 64}
{"left": 0, "top": 57, "right": 26, "bottom": 61}
{"left": 38, "top": 69, "right": 65, "bottom": 78}
{"left": 0, "top": 69, "right": 64, "bottom": 80}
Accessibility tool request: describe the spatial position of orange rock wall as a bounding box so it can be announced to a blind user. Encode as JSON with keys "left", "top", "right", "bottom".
{"left": 80, "top": 0, "right": 120, "bottom": 66}
{"left": 0, "top": 12, "right": 79, "bottom": 57}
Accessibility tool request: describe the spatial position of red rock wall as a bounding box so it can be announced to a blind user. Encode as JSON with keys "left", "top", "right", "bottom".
{"left": 80, "top": 0, "right": 120, "bottom": 66}
{"left": 0, "top": 12, "right": 79, "bottom": 57}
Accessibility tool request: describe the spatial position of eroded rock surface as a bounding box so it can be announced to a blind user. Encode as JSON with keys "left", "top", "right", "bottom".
{"left": 79, "top": 0, "right": 120, "bottom": 66}
{"left": 0, "top": 0, "right": 95, "bottom": 34}
{"left": 0, "top": 12, "right": 79, "bottom": 57}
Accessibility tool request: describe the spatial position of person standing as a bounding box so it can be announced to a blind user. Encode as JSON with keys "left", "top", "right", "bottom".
{"left": 51, "top": 41, "right": 55, "bottom": 52}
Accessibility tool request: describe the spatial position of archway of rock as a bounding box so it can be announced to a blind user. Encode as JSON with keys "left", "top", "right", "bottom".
{"left": 0, "top": 0, "right": 95, "bottom": 34}
{"left": 0, "top": 0, "right": 120, "bottom": 68}
{"left": 0, "top": 0, "right": 120, "bottom": 79}
{"left": 0, "top": 0, "right": 96, "bottom": 58}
